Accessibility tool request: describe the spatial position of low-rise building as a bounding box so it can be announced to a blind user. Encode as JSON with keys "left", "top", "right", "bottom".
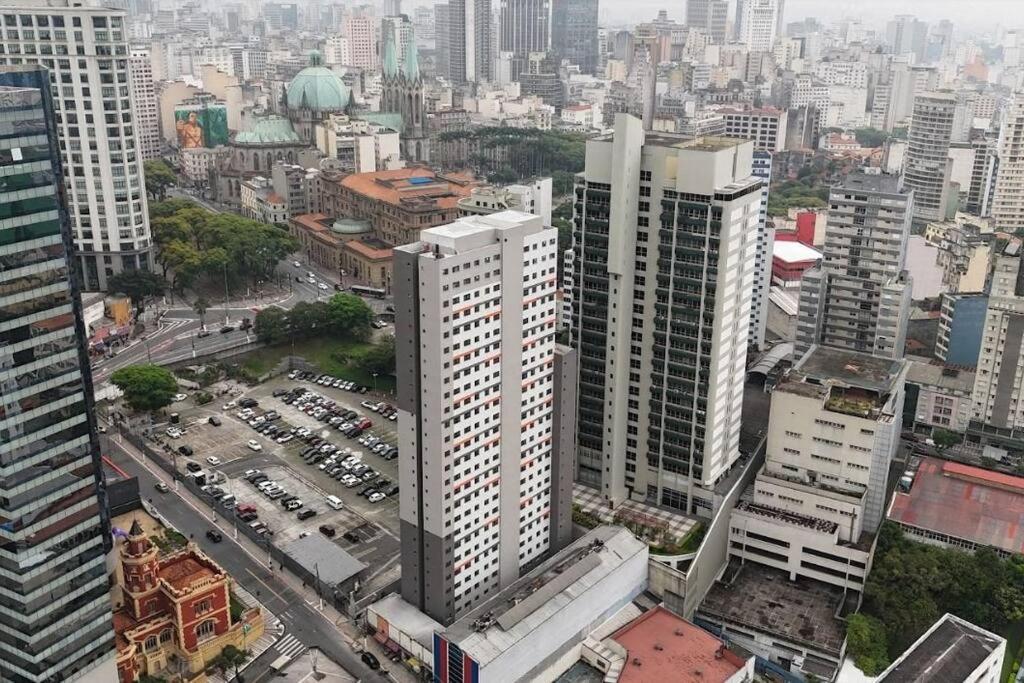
{"left": 271, "top": 163, "right": 319, "bottom": 217}
{"left": 113, "top": 520, "right": 264, "bottom": 682}
{"left": 457, "top": 177, "right": 553, "bottom": 226}
{"left": 772, "top": 240, "right": 821, "bottom": 289}
{"left": 240, "top": 176, "right": 288, "bottom": 224}
{"left": 314, "top": 114, "right": 403, "bottom": 173}
{"left": 906, "top": 359, "right": 976, "bottom": 433}
{"left": 889, "top": 457, "right": 1024, "bottom": 559}
{"left": 181, "top": 146, "right": 230, "bottom": 186}
{"left": 876, "top": 613, "right": 1005, "bottom": 683}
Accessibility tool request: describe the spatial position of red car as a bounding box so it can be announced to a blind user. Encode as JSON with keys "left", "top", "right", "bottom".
{"left": 357, "top": 417, "right": 372, "bottom": 429}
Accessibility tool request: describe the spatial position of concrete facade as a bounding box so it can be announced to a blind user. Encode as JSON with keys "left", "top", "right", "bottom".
{"left": 396, "top": 211, "right": 568, "bottom": 624}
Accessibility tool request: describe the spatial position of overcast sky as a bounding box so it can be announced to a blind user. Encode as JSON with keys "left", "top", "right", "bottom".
{"left": 593, "top": 0, "right": 1022, "bottom": 34}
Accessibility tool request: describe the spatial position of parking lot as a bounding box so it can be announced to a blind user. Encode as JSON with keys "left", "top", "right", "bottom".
{"left": 154, "top": 371, "right": 404, "bottom": 596}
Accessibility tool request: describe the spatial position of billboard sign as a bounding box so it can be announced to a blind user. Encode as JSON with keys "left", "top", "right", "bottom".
{"left": 174, "top": 103, "right": 228, "bottom": 149}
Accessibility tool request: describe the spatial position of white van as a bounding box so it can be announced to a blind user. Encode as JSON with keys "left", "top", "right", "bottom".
{"left": 325, "top": 495, "right": 344, "bottom": 510}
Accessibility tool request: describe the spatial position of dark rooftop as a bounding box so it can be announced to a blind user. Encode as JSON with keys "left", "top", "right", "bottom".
{"left": 880, "top": 613, "right": 1004, "bottom": 682}
{"left": 840, "top": 171, "right": 904, "bottom": 196}
{"left": 796, "top": 346, "right": 904, "bottom": 394}
{"left": 699, "top": 561, "right": 850, "bottom": 658}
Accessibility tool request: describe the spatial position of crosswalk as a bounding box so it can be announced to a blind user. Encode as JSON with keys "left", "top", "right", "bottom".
{"left": 275, "top": 633, "right": 307, "bottom": 660}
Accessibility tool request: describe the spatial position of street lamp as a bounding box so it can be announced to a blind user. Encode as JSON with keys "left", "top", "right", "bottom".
{"left": 371, "top": 372, "right": 378, "bottom": 394}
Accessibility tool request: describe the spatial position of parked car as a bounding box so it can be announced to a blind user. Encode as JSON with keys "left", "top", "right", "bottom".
{"left": 220, "top": 325, "right": 235, "bottom": 333}
{"left": 297, "top": 509, "right": 317, "bottom": 520}
{"left": 206, "top": 456, "right": 221, "bottom": 466}
{"left": 205, "top": 530, "right": 223, "bottom": 543}
{"left": 177, "top": 445, "right": 194, "bottom": 456}
{"left": 154, "top": 482, "right": 170, "bottom": 493}
{"left": 208, "top": 415, "right": 222, "bottom": 426}
{"left": 343, "top": 531, "right": 361, "bottom": 543}
{"left": 368, "top": 492, "right": 386, "bottom": 503}
{"left": 172, "top": 393, "right": 188, "bottom": 402}
{"left": 238, "top": 398, "right": 259, "bottom": 408}
{"left": 185, "top": 461, "right": 202, "bottom": 473}
{"left": 361, "top": 652, "right": 380, "bottom": 670}
{"left": 319, "top": 524, "right": 336, "bottom": 537}
{"left": 247, "top": 440, "right": 262, "bottom": 451}
{"left": 165, "top": 427, "right": 183, "bottom": 439}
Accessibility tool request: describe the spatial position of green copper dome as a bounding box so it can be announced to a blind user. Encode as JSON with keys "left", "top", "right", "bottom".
{"left": 287, "top": 51, "right": 351, "bottom": 112}
{"left": 234, "top": 115, "right": 302, "bottom": 145}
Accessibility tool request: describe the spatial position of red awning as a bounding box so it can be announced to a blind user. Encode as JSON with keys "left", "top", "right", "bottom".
{"left": 374, "top": 630, "right": 389, "bottom": 645}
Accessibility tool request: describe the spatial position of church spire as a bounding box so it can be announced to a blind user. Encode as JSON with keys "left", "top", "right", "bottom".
{"left": 403, "top": 29, "right": 420, "bottom": 82}
{"left": 382, "top": 30, "right": 399, "bottom": 79}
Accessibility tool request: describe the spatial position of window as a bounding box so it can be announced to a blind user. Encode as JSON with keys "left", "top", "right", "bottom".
{"left": 196, "top": 619, "right": 216, "bottom": 640}
{"left": 144, "top": 636, "right": 158, "bottom": 651}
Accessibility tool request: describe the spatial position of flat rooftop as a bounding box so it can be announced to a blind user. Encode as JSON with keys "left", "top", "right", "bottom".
{"left": 841, "top": 171, "right": 904, "bottom": 195}
{"left": 880, "top": 613, "right": 1004, "bottom": 682}
{"left": 888, "top": 456, "right": 1024, "bottom": 556}
{"left": 905, "top": 358, "right": 976, "bottom": 393}
{"left": 445, "top": 526, "right": 647, "bottom": 668}
{"left": 773, "top": 240, "right": 822, "bottom": 264}
{"left": 796, "top": 345, "right": 904, "bottom": 394}
{"left": 611, "top": 606, "right": 748, "bottom": 683}
{"left": 699, "top": 562, "right": 848, "bottom": 657}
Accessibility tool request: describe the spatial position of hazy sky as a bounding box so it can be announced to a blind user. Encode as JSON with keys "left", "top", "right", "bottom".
{"left": 594, "top": 0, "right": 1023, "bottom": 33}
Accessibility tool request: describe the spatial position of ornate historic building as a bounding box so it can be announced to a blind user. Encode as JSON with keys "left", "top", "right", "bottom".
{"left": 285, "top": 50, "right": 353, "bottom": 142}
{"left": 113, "top": 521, "right": 264, "bottom": 682}
{"left": 380, "top": 29, "right": 430, "bottom": 163}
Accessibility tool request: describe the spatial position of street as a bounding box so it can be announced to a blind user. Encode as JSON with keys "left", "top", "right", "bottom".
{"left": 104, "top": 435, "right": 386, "bottom": 682}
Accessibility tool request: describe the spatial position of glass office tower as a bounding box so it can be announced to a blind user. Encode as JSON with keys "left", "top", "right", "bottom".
{"left": 0, "top": 65, "right": 116, "bottom": 682}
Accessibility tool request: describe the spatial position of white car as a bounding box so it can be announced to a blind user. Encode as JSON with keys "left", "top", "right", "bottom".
{"left": 165, "top": 427, "right": 182, "bottom": 438}
{"left": 360, "top": 400, "right": 377, "bottom": 410}
{"left": 223, "top": 400, "right": 237, "bottom": 410}
{"left": 306, "top": 277, "right": 316, "bottom": 284}
{"left": 368, "top": 492, "right": 386, "bottom": 503}
{"left": 172, "top": 393, "right": 188, "bottom": 402}
{"left": 247, "top": 440, "right": 262, "bottom": 451}
{"left": 318, "top": 282, "right": 329, "bottom": 290}
{"left": 293, "top": 260, "right": 302, "bottom": 268}
{"left": 206, "top": 456, "right": 222, "bottom": 466}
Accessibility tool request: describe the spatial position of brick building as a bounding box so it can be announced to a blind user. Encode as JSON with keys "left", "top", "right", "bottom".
{"left": 113, "top": 521, "right": 264, "bottom": 682}
{"left": 289, "top": 213, "right": 394, "bottom": 289}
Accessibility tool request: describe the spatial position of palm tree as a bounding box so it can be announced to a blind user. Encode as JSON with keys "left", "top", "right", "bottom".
{"left": 193, "top": 296, "right": 209, "bottom": 330}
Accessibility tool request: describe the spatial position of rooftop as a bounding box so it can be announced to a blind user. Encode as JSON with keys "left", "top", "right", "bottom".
{"left": 905, "top": 358, "right": 976, "bottom": 394}
{"left": 699, "top": 562, "right": 849, "bottom": 657}
{"left": 284, "top": 534, "right": 366, "bottom": 586}
{"left": 773, "top": 240, "right": 822, "bottom": 264}
{"left": 610, "top": 606, "right": 749, "bottom": 683}
{"left": 339, "top": 167, "right": 475, "bottom": 211}
{"left": 879, "top": 613, "right": 1004, "bottom": 682}
{"left": 159, "top": 555, "right": 217, "bottom": 591}
{"left": 888, "top": 456, "right": 1024, "bottom": 556}
{"left": 840, "top": 171, "right": 904, "bottom": 196}
{"left": 796, "top": 346, "right": 904, "bottom": 394}
{"left": 445, "top": 526, "right": 647, "bottom": 668}
{"left": 344, "top": 237, "right": 393, "bottom": 260}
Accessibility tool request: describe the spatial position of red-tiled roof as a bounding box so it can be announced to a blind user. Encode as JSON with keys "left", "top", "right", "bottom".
{"left": 611, "top": 607, "right": 748, "bottom": 683}
{"left": 889, "top": 457, "right": 1024, "bottom": 555}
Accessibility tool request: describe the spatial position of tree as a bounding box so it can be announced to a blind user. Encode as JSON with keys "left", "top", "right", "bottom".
{"left": 288, "top": 301, "right": 330, "bottom": 338}
{"left": 193, "top": 296, "right": 210, "bottom": 329}
{"left": 931, "top": 428, "right": 961, "bottom": 450}
{"left": 143, "top": 159, "right": 176, "bottom": 201}
{"left": 219, "top": 645, "right": 249, "bottom": 680}
{"left": 356, "top": 336, "right": 396, "bottom": 376}
{"left": 107, "top": 270, "right": 167, "bottom": 317}
{"left": 254, "top": 307, "right": 289, "bottom": 344}
{"left": 846, "top": 614, "right": 890, "bottom": 675}
{"left": 854, "top": 127, "right": 889, "bottom": 148}
{"left": 327, "top": 293, "right": 374, "bottom": 340}
{"left": 111, "top": 365, "right": 178, "bottom": 413}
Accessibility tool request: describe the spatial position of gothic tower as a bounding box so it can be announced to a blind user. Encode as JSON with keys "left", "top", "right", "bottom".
{"left": 381, "top": 27, "right": 429, "bottom": 163}
{"left": 121, "top": 519, "right": 163, "bottom": 620}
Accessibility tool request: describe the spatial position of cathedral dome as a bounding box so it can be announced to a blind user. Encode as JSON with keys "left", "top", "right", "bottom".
{"left": 286, "top": 51, "right": 351, "bottom": 112}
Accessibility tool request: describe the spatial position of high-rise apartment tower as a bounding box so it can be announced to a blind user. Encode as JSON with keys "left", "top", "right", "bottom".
{"left": 395, "top": 211, "right": 577, "bottom": 625}
{"left": 903, "top": 91, "right": 956, "bottom": 224}
{"left": 571, "top": 114, "right": 762, "bottom": 515}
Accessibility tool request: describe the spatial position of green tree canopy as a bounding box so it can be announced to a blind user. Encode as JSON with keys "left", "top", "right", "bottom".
{"left": 107, "top": 270, "right": 167, "bottom": 316}
{"left": 327, "top": 293, "right": 374, "bottom": 340}
{"left": 111, "top": 365, "right": 178, "bottom": 412}
{"left": 355, "top": 336, "right": 396, "bottom": 376}
{"left": 846, "top": 614, "right": 890, "bottom": 675}
{"left": 254, "top": 307, "right": 289, "bottom": 344}
{"left": 288, "top": 300, "right": 330, "bottom": 337}
{"left": 143, "top": 159, "right": 176, "bottom": 201}
{"left": 854, "top": 127, "right": 890, "bottom": 148}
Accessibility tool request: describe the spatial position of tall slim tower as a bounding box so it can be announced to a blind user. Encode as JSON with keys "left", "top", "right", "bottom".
{"left": 550, "top": 0, "right": 599, "bottom": 74}
{"left": 992, "top": 93, "right": 1024, "bottom": 232}
{"left": 749, "top": 150, "right": 774, "bottom": 350}
{"left": 129, "top": 45, "right": 161, "bottom": 161}
{"left": 903, "top": 91, "right": 956, "bottom": 224}
{"left": 0, "top": 1, "right": 152, "bottom": 291}
{"left": 686, "top": 0, "right": 727, "bottom": 44}
{"left": 736, "top": 0, "right": 783, "bottom": 52}
{"left": 795, "top": 172, "right": 913, "bottom": 361}
{"left": 0, "top": 65, "right": 116, "bottom": 683}
{"left": 395, "top": 211, "right": 577, "bottom": 625}
{"left": 498, "top": 0, "right": 550, "bottom": 78}
{"left": 571, "top": 115, "right": 762, "bottom": 514}
{"left": 448, "top": 0, "right": 492, "bottom": 83}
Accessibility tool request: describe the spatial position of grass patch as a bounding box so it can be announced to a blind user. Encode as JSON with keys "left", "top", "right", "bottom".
{"left": 239, "top": 337, "right": 396, "bottom": 393}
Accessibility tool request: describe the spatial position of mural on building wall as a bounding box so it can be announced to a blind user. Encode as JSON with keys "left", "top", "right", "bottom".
{"left": 175, "top": 104, "right": 229, "bottom": 148}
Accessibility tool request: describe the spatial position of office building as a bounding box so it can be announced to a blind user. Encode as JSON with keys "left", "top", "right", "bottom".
{"left": 0, "top": 64, "right": 117, "bottom": 683}
{"left": 0, "top": 1, "right": 152, "bottom": 291}
{"left": 735, "top": 0, "right": 783, "bottom": 52}
{"left": 749, "top": 151, "right": 773, "bottom": 350}
{"left": 498, "top": 0, "right": 550, "bottom": 78}
{"left": 992, "top": 94, "right": 1024, "bottom": 232}
{"left": 394, "top": 210, "right": 576, "bottom": 624}
{"left": 886, "top": 14, "right": 928, "bottom": 62}
{"left": 446, "top": 0, "right": 492, "bottom": 83}
{"left": 343, "top": 14, "right": 377, "bottom": 70}
{"left": 796, "top": 173, "right": 913, "bottom": 361}
{"left": 128, "top": 46, "right": 161, "bottom": 161}
{"left": 550, "top": 0, "right": 599, "bottom": 74}
{"left": 434, "top": 3, "right": 451, "bottom": 79}
{"left": 719, "top": 106, "right": 788, "bottom": 153}
{"left": 903, "top": 92, "right": 956, "bottom": 224}
{"left": 729, "top": 347, "right": 908, "bottom": 590}
{"left": 971, "top": 246, "right": 1024, "bottom": 431}
{"left": 571, "top": 114, "right": 762, "bottom": 514}
{"left": 685, "top": 0, "right": 727, "bottom": 44}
